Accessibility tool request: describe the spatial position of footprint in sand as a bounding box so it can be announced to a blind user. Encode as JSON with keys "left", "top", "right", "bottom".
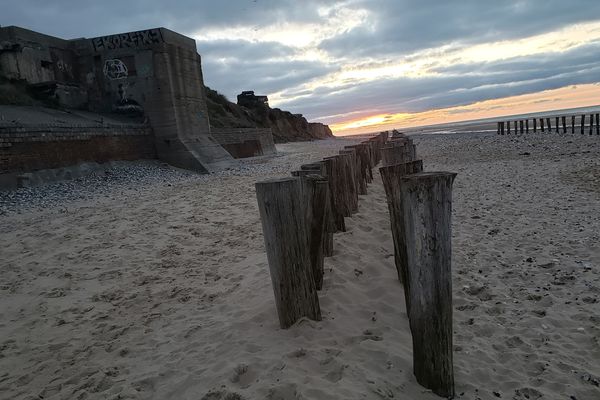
{"left": 230, "top": 363, "right": 258, "bottom": 389}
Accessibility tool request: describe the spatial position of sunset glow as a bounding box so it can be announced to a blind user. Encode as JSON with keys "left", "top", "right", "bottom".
{"left": 330, "top": 84, "right": 600, "bottom": 135}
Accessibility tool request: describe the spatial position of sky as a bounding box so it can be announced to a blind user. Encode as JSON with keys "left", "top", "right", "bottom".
{"left": 2, "top": 0, "right": 600, "bottom": 135}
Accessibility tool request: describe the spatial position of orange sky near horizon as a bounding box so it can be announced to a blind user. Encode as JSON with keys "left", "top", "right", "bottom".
{"left": 331, "top": 83, "right": 600, "bottom": 136}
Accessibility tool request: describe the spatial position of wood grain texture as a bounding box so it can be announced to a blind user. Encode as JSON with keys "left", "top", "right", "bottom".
{"left": 255, "top": 177, "right": 321, "bottom": 329}
{"left": 400, "top": 171, "right": 456, "bottom": 398}
{"left": 379, "top": 160, "right": 423, "bottom": 284}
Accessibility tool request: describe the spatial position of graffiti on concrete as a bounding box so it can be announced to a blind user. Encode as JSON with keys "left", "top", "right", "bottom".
{"left": 103, "top": 59, "right": 128, "bottom": 80}
{"left": 56, "top": 59, "right": 72, "bottom": 75}
{"left": 91, "top": 29, "right": 164, "bottom": 52}
{"left": 114, "top": 83, "right": 144, "bottom": 115}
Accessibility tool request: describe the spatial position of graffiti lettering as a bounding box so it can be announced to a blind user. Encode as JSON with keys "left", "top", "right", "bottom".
{"left": 103, "top": 59, "right": 128, "bottom": 80}
{"left": 91, "top": 29, "right": 164, "bottom": 52}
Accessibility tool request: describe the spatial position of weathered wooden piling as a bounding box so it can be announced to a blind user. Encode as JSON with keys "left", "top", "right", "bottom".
{"left": 571, "top": 115, "right": 575, "bottom": 134}
{"left": 507, "top": 121, "right": 511, "bottom": 134}
{"left": 555, "top": 117, "right": 559, "bottom": 133}
{"left": 379, "top": 160, "right": 424, "bottom": 284}
{"left": 382, "top": 145, "right": 410, "bottom": 167}
{"left": 581, "top": 115, "right": 585, "bottom": 134}
{"left": 596, "top": 114, "right": 599, "bottom": 135}
{"left": 344, "top": 146, "right": 368, "bottom": 195}
{"left": 324, "top": 155, "right": 352, "bottom": 218}
{"left": 296, "top": 173, "right": 328, "bottom": 290}
{"left": 561, "top": 116, "right": 567, "bottom": 134}
{"left": 339, "top": 151, "right": 359, "bottom": 212}
{"left": 533, "top": 118, "right": 537, "bottom": 133}
{"left": 519, "top": 120, "right": 524, "bottom": 134}
{"left": 321, "top": 157, "right": 346, "bottom": 232}
{"left": 400, "top": 172, "right": 456, "bottom": 398}
{"left": 255, "top": 177, "right": 321, "bottom": 329}
{"left": 546, "top": 118, "right": 552, "bottom": 132}
{"left": 590, "top": 114, "right": 595, "bottom": 135}
{"left": 540, "top": 118, "right": 545, "bottom": 133}
{"left": 525, "top": 119, "right": 529, "bottom": 133}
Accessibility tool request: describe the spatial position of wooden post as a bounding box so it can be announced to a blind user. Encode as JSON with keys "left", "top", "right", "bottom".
{"left": 533, "top": 118, "right": 537, "bottom": 133}
{"left": 400, "top": 172, "right": 456, "bottom": 398}
{"left": 292, "top": 170, "right": 334, "bottom": 262}
{"left": 322, "top": 157, "right": 346, "bottom": 232}
{"left": 255, "top": 177, "right": 321, "bottom": 329}
{"left": 525, "top": 119, "right": 529, "bottom": 133}
{"left": 581, "top": 115, "right": 585, "bottom": 134}
{"left": 339, "top": 151, "right": 359, "bottom": 212}
{"left": 596, "top": 114, "right": 599, "bottom": 135}
{"left": 519, "top": 120, "right": 524, "bottom": 134}
{"left": 571, "top": 115, "right": 575, "bottom": 134}
{"left": 299, "top": 174, "right": 328, "bottom": 290}
{"left": 496, "top": 122, "right": 500, "bottom": 135}
{"left": 507, "top": 121, "right": 511, "bottom": 134}
{"left": 590, "top": 114, "right": 595, "bottom": 135}
{"left": 540, "top": 118, "right": 545, "bottom": 133}
{"left": 555, "top": 117, "right": 559, "bottom": 133}
{"left": 344, "top": 145, "right": 368, "bottom": 195}
{"left": 379, "top": 160, "right": 424, "bottom": 283}
{"left": 561, "top": 116, "right": 566, "bottom": 134}
{"left": 382, "top": 145, "right": 409, "bottom": 167}
{"left": 500, "top": 121, "right": 505, "bottom": 135}
{"left": 546, "top": 118, "right": 551, "bottom": 132}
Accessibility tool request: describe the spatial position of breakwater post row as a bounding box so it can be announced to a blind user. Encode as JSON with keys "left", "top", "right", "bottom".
{"left": 255, "top": 130, "right": 457, "bottom": 398}
{"left": 497, "top": 113, "right": 600, "bottom": 135}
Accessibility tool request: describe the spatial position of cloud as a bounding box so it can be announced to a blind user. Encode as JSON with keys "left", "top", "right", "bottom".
{"left": 1, "top": 0, "right": 600, "bottom": 126}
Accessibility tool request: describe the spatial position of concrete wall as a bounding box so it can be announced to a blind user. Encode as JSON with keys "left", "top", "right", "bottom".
{"left": 211, "top": 128, "right": 276, "bottom": 158}
{"left": 0, "top": 26, "right": 238, "bottom": 174}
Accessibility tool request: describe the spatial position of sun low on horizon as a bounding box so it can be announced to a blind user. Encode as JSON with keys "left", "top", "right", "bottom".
{"left": 3, "top": 1, "right": 600, "bottom": 136}
{"left": 190, "top": 3, "right": 600, "bottom": 136}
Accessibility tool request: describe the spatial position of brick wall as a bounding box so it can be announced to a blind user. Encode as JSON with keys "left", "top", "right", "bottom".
{"left": 0, "top": 125, "right": 156, "bottom": 174}
{"left": 210, "top": 128, "right": 276, "bottom": 158}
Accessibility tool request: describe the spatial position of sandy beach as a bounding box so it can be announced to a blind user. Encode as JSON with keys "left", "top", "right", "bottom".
{"left": 1, "top": 132, "right": 599, "bottom": 399}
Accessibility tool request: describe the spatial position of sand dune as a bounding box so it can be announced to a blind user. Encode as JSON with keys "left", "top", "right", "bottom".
{"left": 0, "top": 133, "right": 599, "bottom": 399}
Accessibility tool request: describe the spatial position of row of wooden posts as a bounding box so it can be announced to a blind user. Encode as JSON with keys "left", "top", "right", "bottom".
{"left": 255, "top": 132, "right": 457, "bottom": 398}
{"left": 497, "top": 113, "right": 600, "bottom": 135}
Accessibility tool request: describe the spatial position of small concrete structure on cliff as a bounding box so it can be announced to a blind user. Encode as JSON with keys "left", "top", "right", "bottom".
{"left": 237, "top": 91, "right": 269, "bottom": 108}
{"left": 0, "top": 26, "right": 276, "bottom": 186}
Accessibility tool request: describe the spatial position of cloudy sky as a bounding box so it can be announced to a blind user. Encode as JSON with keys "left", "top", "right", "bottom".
{"left": 3, "top": 0, "right": 600, "bottom": 134}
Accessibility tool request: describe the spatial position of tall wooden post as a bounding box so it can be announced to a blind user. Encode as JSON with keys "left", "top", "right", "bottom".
{"left": 401, "top": 172, "right": 456, "bottom": 398}
{"left": 555, "top": 117, "right": 559, "bottom": 133}
{"left": 496, "top": 122, "right": 500, "bottom": 135}
{"left": 506, "top": 121, "right": 511, "bottom": 134}
{"left": 519, "top": 120, "right": 523, "bottom": 134}
{"left": 338, "top": 152, "right": 359, "bottom": 214}
{"left": 581, "top": 115, "right": 585, "bottom": 134}
{"left": 571, "top": 115, "right": 575, "bottom": 134}
{"left": 525, "top": 119, "right": 529, "bottom": 133}
{"left": 379, "top": 160, "right": 424, "bottom": 284}
{"left": 596, "top": 114, "right": 599, "bottom": 135}
{"left": 546, "top": 118, "right": 552, "bottom": 132}
{"left": 540, "top": 118, "right": 545, "bottom": 132}
{"left": 500, "top": 121, "right": 505, "bottom": 135}
{"left": 342, "top": 147, "right": 366, "bottom": 195}
{"left": 590, "top": 114, "right": 595, "bottom": 135}
{"left": 533, "top": 118, "right": 537, "bottom": 133}
{"left": 322, "top": 157, "right": 346, "bottom": 232}
{"left": 255, "top": 177, "right": 321, "bottom": 329}
{"left": 561, "top": 116, "right": 566, "bottom": 134}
